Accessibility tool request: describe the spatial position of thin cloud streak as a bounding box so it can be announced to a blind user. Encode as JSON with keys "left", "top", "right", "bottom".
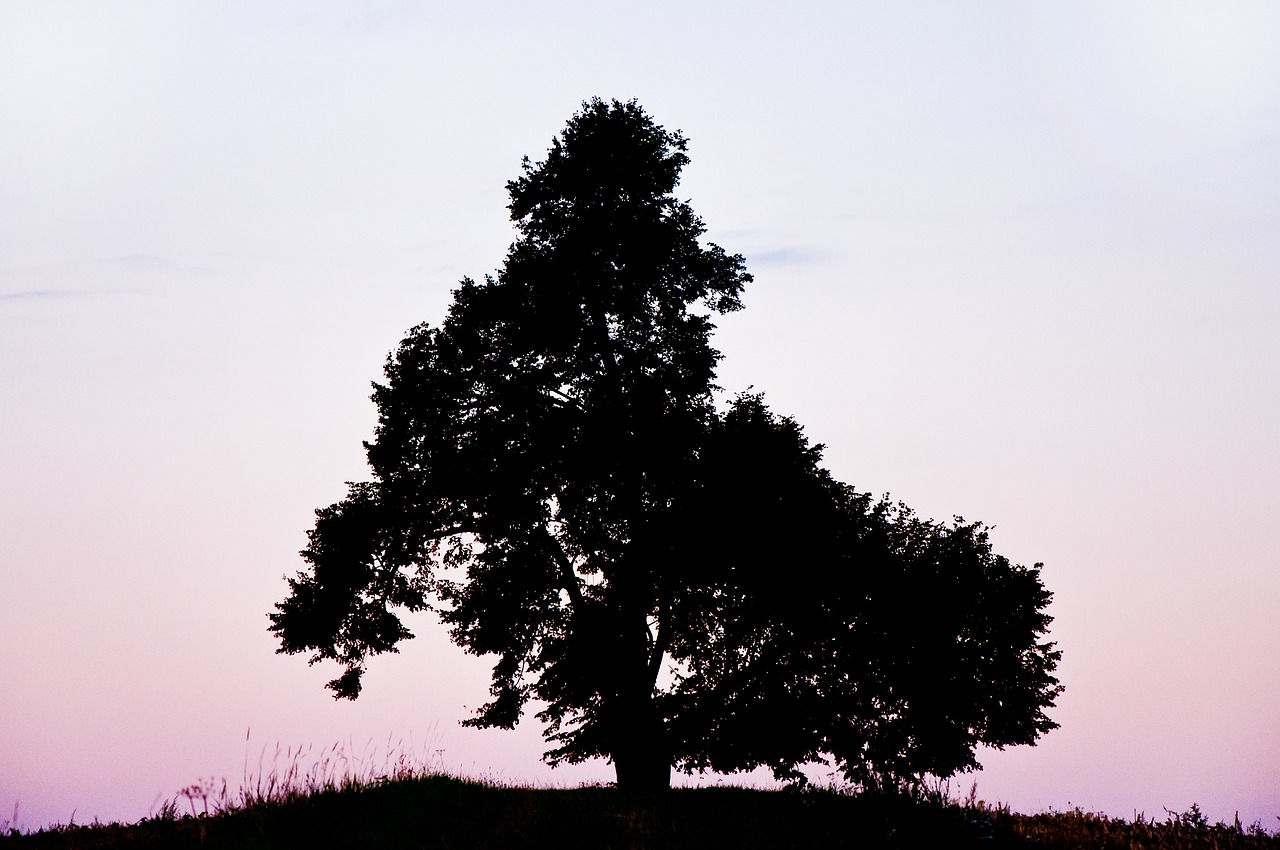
{"left": 0, "top": 287, "right": 144, "bottom": 302}
{"left": 0, "top": 289, "right": 72, "bottom": 301}
{"left": 745, "top": 248, "right": 827, "bottom": 268}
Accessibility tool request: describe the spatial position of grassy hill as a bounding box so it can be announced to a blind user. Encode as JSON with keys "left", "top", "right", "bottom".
{"left": 3, "top": 775, "right": 1277, "bottom": 850}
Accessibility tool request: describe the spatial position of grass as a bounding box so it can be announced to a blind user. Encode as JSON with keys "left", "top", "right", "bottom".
{"left": 2, "top": 744, "right": 1277, "bottom": 849}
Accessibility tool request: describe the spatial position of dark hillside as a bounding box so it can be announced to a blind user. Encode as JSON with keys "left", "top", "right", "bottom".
{"left": 3, "top": 777, "right": 1276, "bottom": 850}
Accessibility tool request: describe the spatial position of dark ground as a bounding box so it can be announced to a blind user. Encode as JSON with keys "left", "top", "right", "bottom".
{"left": 2, "top": 776, "right": 1276, "bottom": 850}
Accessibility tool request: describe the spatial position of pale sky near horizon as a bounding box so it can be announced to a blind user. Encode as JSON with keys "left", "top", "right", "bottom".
{"left": 3, "top": 0, "right": 1279, "bottom": 833}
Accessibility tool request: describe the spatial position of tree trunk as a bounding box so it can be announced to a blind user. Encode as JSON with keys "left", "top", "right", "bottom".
{"left": 613, "top": 745, "right": 672, "bottom": 792}
{"left": 606, "top": 680, "right": 672, "bottom": 791}
{"left": 611, "top": 711, "right": 672, "bottom": 791}
{"left": 596, "top": 573, "right": 672, "bottom": 791}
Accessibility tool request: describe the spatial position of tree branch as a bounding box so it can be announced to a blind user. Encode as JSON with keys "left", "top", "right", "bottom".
{"left": 546, "top": 387, "right": 585, "bottom": 411}
{"left": 543, "top": 527, "right": 586, "bottom": 610}
{"left": 646, "top": 590, "right": 670, "bottom": 688}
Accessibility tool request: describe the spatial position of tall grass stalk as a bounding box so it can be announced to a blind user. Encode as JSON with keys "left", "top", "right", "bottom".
{"left": 162, "top": 728, "right": 447, "bottom": 820}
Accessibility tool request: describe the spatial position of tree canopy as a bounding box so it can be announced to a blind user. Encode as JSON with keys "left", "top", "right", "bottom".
{"left": 269, "top": 98, "right": 1062, "bottom": 791}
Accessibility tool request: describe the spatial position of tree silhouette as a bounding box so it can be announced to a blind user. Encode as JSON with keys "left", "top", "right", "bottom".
{"left": 270, "top": 98, "right": 1062, "bottom": 791}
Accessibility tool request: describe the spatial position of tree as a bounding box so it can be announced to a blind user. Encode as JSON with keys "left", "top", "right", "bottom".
{"left": 269, "top": 98, "right": 1062, "bottom": 791}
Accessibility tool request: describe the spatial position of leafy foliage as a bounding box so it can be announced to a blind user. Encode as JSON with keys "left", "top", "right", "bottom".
{"left": 270, "top": 98, "right": 1062, "bottom": 789}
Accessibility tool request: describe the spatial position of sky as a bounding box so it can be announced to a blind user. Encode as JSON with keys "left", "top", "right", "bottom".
{"left": 3, "top": 0, "right": 1279, "bottom": 833}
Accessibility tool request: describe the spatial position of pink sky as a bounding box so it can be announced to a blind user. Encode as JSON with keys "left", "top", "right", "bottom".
{"left": 3, "top": 0, "right": 1279, "bottom": 833}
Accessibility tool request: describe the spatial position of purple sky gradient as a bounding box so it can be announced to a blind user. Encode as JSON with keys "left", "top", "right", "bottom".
{"left": 3, "top": 0, "right": 1279, "bottom": 833}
